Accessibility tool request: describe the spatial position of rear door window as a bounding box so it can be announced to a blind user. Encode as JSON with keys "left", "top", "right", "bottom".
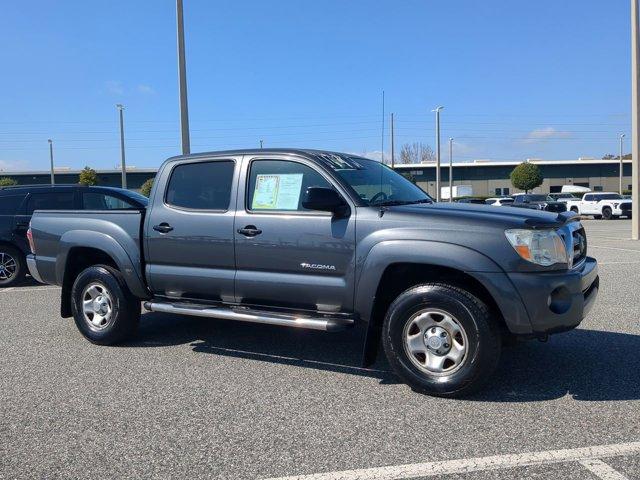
{"left": 0, "top": 195, "right": 26, "bottom": 215}
{"left": 165, "top": 161, "right": 235, "bottom": 211}
{"left": 25, "top": 191, "right": 76, "bottom": 215}
{"left": 82, "top": 192, "right": 138, "bottom": 210}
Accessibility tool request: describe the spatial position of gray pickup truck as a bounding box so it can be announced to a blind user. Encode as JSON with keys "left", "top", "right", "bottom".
{"left": 27, "top": 149, "right": 599, "bottom": 397}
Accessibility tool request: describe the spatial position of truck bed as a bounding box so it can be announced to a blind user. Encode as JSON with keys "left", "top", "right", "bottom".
{"left": 29, "top": 209, "right": 145, "bottom": 289}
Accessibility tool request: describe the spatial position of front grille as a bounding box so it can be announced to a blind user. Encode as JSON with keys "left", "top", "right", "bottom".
{"left": 546, "top": 203, "right": 567, "bottom": 213}
{"left": 620, "top": 203, "right": 632, "bottom": 212}
{"left": 572, "top": 227, "right": 587, "bottom": 266}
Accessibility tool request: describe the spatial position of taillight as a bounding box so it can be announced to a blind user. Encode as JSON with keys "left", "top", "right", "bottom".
{"left": 27, "top": 226, "right": 35, "bottom": 253}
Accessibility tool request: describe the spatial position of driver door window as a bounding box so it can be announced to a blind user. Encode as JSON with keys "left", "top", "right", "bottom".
{"left": 247, "top": 160, "right": 332, "bottom": 213}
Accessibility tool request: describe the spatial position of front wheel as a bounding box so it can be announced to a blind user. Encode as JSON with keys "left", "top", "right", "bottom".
{"left": 382, "top": 283, "right": 501, "bottom": 398}
{"left": 71, "top": 265, "right": 140, "bottom": 345}
{"left": 602, "top": 207, "right": 613, "bottom": 220}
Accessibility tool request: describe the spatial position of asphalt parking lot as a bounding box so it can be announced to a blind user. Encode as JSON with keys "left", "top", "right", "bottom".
{"left": 1, "top": 219, "right": 639, "bottom": 480}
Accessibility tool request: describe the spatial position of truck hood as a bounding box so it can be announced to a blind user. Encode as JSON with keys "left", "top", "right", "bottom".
{"left": 378, "top": 202, "right": 575, "bottom": 229}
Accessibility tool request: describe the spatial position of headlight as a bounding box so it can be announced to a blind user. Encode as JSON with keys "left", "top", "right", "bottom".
{"left": 613, "top": 203, "right": 619, "bottom": 208}
{"left": 505, "top": 229, "right": 568, "bottom": 266}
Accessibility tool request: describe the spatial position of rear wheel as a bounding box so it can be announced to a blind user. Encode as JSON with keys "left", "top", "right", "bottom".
{"left": 71, "top": 265, "right": 140, "bottom": 345}
{"left": 570, "top": 207, "right": 579, "bottom": 214}
{"left": 602, "top": 206, "right": 613, "bottom": 220}
{"left": 382, "top": 283, "right": 501, "bottom": 398}
{"left": 0, "top": 245, "right": 26, "bottom": 288}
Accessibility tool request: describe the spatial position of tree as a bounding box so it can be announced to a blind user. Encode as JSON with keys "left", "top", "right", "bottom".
{"left": 140, "top": 178, "right": 154, "bottom": 197}
{"left": 0, "top": 177, "right": 17, "bottom": 187}
{"left": 399, "top": 142, "right": 435, "bottom": 164}
{"left": 510, "top": 162, "right": 543, "bottom": 193}
{"left": 399, "top": 172, "right": 416, "bottom": 184}
{"left": 78, "top": 167, "right": 98, "bottom": 186}
{"left": 603, "top": 153, "right": 631, "bottom": 160}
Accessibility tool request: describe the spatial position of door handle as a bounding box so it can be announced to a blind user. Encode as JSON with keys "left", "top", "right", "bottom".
{"left": 237, "top": 225, "right": 262, "bottom": 237}
{"left": 153, "top": 223, "right": 174, "bottom": 233}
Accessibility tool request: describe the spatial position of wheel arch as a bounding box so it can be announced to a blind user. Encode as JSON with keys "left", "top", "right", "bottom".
{"left": 57, "top": 231, "right": 149, "bottom": 317}
{"left": 356, "top": 240, "right": 532, "bottom": 366}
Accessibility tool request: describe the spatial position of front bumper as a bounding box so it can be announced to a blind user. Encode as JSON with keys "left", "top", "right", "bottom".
{"left": 507, "top": 256, "right": 598, "bottom": 334}
{"left": 26, "top": 254, "right": 44, "bottom": 284}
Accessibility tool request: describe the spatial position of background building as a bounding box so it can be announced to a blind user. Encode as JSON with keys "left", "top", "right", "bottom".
{"left": 395, "top": 158, "right": 632, "bottom": 197}
{"left": 0, "top": 159, "right": 632, "bottom": 196}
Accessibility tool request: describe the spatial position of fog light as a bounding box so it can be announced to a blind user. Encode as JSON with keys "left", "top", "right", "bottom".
{"left": 548, "top": 286, "right": 571, "bottom": 314}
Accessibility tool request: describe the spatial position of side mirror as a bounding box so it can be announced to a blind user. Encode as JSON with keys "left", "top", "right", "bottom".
{"left": 302, "top": 187, "right": 349, "bottom": 216}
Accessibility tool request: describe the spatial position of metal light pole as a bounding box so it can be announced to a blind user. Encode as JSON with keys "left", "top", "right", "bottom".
{"left": 176, "top": 0, "right": 191, "bottom": 155}
{"left": 448, "top": 137, "right": 453, "bottom": 202}
{"left": 633, "top": 0, "right": 640, "bottom": 239}
{"left": 117, "top": 104, "right": 127, "bottom": 189}
{"left": 390, "top": 113, "right": 395, "bottom": 169}
{"left": 432, "top": 106, "right": 444, "bottom": 201}
{"left": 260, "top": 139, "right": 263, "bottom": 149}
{"left": 47, "top": 139, "right": 55, "bottom": 185}
{"left": 620, "top": 133, "right": 626, "bottom": 194}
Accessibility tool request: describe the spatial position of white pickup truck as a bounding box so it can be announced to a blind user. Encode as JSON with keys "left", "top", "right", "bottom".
{"left": 565, "top": 192, "right": 632, "bottom": 219}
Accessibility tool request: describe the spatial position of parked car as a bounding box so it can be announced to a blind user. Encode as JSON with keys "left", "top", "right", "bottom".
{"left": 456, "top": 197, "right": 487, "bottom": 204}
{"left": 485, "top": 197, "right": 514, "bottom": 206}
{"left": 548, "top": 193, "right": 577, "bottom": 202}
{"left": 510, "top": 194, "right": 567, "bottom": 213}
{"left": 0, "top": 185, "right": 147, "bottom": 287}
{"left": 565, "top": 192, "right": 631, "bottom": 219}
{"left": 27, "top": 149, "right": 598, "bottom": 397}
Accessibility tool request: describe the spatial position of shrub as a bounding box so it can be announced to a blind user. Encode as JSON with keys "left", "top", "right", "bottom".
{"left": 140, "top": 178, "right": 154, "bottom": 197}
{"left": 0, "top": 177, "right": 17, "bottom": 187}
{"left": 78, "top": 167, "right": 98, "bottom": 186}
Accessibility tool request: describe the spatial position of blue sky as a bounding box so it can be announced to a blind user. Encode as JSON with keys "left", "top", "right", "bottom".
{"left": 0, "top": 0, "right": 632, "bottom": 171}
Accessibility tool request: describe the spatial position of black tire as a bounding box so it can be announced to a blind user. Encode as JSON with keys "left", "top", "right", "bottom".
{"left": 382, "top": 283, "right": 501, "bottom": 398}
{"left": 71, "top": 265, "right": 140, "bottom": 345}
{"left": 602, "top": 206, "right": 613, "bottom": 220}
{"left": 0, "top": 245, "right": 26, "bottom": 288}
{"left": 570, "top": 207, "right": 579, "bottom": 214}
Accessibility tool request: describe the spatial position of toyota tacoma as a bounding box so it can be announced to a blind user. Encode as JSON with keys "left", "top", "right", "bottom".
{"left": 26, "top": 149, "right": 599, "bottom": 397}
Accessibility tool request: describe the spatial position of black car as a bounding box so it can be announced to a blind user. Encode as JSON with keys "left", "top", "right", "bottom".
{"left": 455, "top": 197, "right": 487, "bottom": 204}
{"left": 510, "top": 194, "right": 567, "bottom": 213}
{"left": 0, "top": 185, "right": 147, "bottom": 287}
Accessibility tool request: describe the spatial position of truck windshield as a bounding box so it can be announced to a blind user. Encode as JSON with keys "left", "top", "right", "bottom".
{"left": 316, "top": 154, "right": 433, "bottom": 206}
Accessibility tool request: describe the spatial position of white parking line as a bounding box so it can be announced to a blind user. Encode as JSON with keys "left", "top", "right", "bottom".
{"left": 589, "top": 245, "right": 640, "bottom": 254}
{"left": 579, "top": 459, "right": 629, "bottom": 480}
{"left": 264, "top": 441, "right": 640, "bottom": 480}
{"left": 0, "top": 286, "right": 60, "bottom": 294}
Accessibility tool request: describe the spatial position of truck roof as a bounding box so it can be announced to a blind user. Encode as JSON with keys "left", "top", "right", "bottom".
{"left": 165, "top": 148, "right": 365, "bottom": 163}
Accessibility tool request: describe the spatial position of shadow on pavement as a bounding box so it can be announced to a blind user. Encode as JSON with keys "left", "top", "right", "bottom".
{"left": 129, "top": 312, "right": 640, "bottom": 401}
{"left": 471, "top": 328, "right": 640, "bottom": 402}
{"left": 130, "top": 311, "right": 398, "bottom": 383}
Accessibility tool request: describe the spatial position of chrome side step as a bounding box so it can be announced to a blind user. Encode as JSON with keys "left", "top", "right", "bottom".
{"left": 143, "top": 301, "right": 354, "bottom": 332}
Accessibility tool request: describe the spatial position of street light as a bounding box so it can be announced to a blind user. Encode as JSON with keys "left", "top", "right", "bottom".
{"left": 47, "top": 139, "right": 54, "bottom": 185}
{"left": 117, "top": 104, "right": 127, "bottom": 189}
{"left": 620, "top": 133, "right": 626, "bottom": 194}
{"left": 176, "top": 0, "right": 191, "bottom": 155}
{"left": 632, "top": 0, "right": 640, "bottom": 239}
{"left": 432, "top": 106, "right": 444, "bottom": 201}
{"left": 448, "top": 137, "right": 454, "bottom": 202}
